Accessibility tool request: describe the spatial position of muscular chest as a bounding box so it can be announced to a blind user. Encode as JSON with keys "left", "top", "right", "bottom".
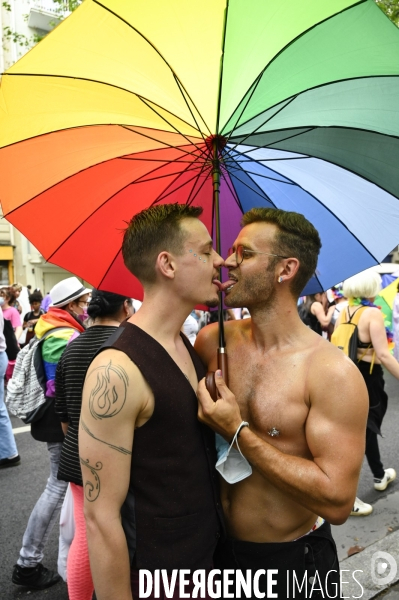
{"left": 228, "top": 349, "right": 310, "bottom": 452}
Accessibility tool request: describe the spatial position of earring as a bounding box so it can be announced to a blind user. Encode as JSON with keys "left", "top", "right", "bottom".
{"left": 278, "top": 276, "right": 283, "bottom": 283}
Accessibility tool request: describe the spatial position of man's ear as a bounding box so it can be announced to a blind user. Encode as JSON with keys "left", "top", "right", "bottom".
{"left": 277, "top": 258, "right": 300, "bottom": 284}
{"left": 155, "top": 251, "right": 176, "bottom": 280}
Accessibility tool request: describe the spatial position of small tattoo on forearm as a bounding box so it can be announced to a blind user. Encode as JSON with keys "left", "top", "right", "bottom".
{"left": 80, "top": 418, "right": 132, "bottom": 455}
{"left": 88, "top": 361, "right": 128, "bottom": 420}
{"left": 80, "top": 457, "right": 102, "bottom": 502}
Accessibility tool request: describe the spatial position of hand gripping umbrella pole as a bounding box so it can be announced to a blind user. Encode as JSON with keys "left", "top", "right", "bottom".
{"left": 205, "top": 137, "right": 228, "bottom": 401}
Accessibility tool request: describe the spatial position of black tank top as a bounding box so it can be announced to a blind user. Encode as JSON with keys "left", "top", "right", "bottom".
{"left": 99, "top": 323, "right": 223, "bottom": 571}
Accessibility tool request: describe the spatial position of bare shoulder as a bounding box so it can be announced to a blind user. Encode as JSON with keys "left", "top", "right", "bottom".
{"left": 83, "top": 348, "right": 151, "bottom": 420}
{"left": 195, "top": 319, "right": 249, "bottom": 364}
{"left": 307, "top": 338, "right": 367, "bottom": 403}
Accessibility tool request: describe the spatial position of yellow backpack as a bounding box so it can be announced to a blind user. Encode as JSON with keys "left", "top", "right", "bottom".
{"left": 331, "top": 306, "right": 369, "bottom": 362}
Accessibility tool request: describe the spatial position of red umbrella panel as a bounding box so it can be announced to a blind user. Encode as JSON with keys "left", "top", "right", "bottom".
{"left": 0, "top": 126, "right": 222, "bottom": 298}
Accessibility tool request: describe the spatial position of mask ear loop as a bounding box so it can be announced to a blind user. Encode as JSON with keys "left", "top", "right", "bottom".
{"left": 229, "top": 421, "right": 249, "bottom": 458}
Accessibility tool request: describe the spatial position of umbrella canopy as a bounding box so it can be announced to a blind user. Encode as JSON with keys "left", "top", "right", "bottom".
{"left": 1, "top": 0, "right": 399, "bottom": 298}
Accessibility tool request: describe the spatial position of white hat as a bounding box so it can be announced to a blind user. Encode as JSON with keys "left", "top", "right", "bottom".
{"left": 50, "top": 277, "right": 91, "bottom": 308}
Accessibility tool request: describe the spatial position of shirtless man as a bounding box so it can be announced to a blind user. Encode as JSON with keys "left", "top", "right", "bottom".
{"left": 195, "top": 208, "right": 368, "bottom": 599}
{"left": 79, "top": 204, "right": 224, "bottom": 600}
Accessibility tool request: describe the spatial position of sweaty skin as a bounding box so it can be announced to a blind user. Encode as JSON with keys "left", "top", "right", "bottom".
{"left": 196, "top": 320, "right": 368, "bottom": 542}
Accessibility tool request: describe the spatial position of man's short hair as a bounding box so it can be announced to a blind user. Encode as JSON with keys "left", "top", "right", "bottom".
{"left": 122, "top": 204, "right": 203, "bottom": 284}
{"left": 241, "top": 208, "right": 321, "bottom": 297}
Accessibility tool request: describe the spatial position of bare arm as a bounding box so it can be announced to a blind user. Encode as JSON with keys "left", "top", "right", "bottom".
{"left": 79, "top": 349, "right": 152, "bottom": 600}
{"left": 197, "top": 347, "right": 368, "bottom": 525}
{"left": 369, "top": 310, "right": 399, "bottom": 379}
{"left": 311, "top": 301, "right": 335, "bottom": 328}
{"left": 15, "top": 325, "right": 22, "bottom": 341}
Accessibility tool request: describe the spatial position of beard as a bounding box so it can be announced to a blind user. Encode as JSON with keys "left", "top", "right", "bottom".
{"left": 225, "top": 264, "right": 277, "bottom": 309}
{"left": 204, "top": 295, "right": 219, "bottom": 308}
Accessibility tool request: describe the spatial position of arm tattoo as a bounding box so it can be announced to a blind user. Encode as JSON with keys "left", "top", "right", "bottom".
{"left": 81, "top": 418, "right": 132, "bottom": 455}
{"left": 88, "top": 361, "right": 128, "bottom": 420}
{"left": 80, "top": 457, "right": 102, "bottom": 502}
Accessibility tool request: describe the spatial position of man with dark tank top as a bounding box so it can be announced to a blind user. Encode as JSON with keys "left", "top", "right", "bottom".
{"left": 79, "top": 204, "right": 224, "bottom": 600}
{"left": 195, "top": 208, "right": 369, "bottom": 599}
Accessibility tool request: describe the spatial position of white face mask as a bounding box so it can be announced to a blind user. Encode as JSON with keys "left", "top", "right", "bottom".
{"left": 215, "top": 432, "right": 252, "bottom": 484}
{"left": 0, "top": 297, "right": 4, "bottom": 306}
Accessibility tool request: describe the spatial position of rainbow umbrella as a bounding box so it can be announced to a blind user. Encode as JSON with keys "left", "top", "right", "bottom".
{"left": 1, "top": 0, "right": 399, "bottom": 303}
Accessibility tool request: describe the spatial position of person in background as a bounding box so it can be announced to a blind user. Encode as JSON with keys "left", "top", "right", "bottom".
{"left": 298, "top": 292, "right": 335, "bottom": 336}
{"left": 341, "top": 271, "right": 397, "bottom": 517}
{"left": 12, "top": 277, "right": 90, "bottom": 591}
{"left": 330, "top": 285, "right": 348, "bottom": 327}
{"left": 0, "top": 287, "right": 22, "bottom": 381}
{"left": 41, "top": 292, "right": 52, "bottom": 313}
{"left": 392, "top": 281, "right": 399, "bottom": 362}
{"left": 55, "top": 290, "right": 134, "bottom": 600}
{"left": 23, "top": 292, "right": 44, "bottom": 345}
{"left": 11, "top": 283, "right": 23, "bottom": 314}
{"left": 0, "top": 306, "right": 20, "bottom": 468}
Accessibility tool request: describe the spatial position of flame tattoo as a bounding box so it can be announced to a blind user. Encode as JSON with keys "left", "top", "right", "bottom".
{"left": 89, "top": 361, "right": 128, "bottom": 420}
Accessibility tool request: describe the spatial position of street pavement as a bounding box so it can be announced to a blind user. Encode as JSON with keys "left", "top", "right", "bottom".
{"left": 1, "top": 371, "right": 398, "bottom": 600}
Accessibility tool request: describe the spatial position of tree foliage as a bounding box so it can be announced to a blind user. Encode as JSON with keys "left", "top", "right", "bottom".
{"left": 375, "top": 0, "right": 399, "bottom": 26}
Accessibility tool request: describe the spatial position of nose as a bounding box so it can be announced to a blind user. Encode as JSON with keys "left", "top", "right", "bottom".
{"left": 224, "top": 252, "right": 237, "bottom": 269}
{"left": 212, "top": 250, "right": 224, "bottom": 268}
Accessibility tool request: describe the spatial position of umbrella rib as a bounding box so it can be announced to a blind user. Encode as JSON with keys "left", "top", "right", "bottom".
{"left": 172, "top": 74, "right": 212, "bottom": 139}
{"left": 24, "top": 153, "right": 207, "bottom": 263}
{"left": 146, "top": 147, "right": 209, "bottom": 206}
{"left": 187, "top": 170, "right": 212, "bottom": 207}
{"left": 227, "top": 166, "right": 297, "bottom": 186}
{"left": 216, "top": 0, "right": 230, "bottom": 135}
{"left": 226, "top": 95, "right": 299, "bottom": 155}
{"left": 3, "top": 72, "right": 204, "bottom": 151}
{"left": 227, "top": 127, "right": 399, "bottom": 201}
{"left": 118, "top": 125, "right": 205, "bottom": 160}
{"left": 225, "top": 153, "right": 275, "bottom": 206}
{"left": 3, "top": 146, "right": 203, "bottom": 221}
{"left": 92, "top": 0, "right": 212, "bottom": 136}
{"left": 0, "top": 122, "right": 202, "bottom": 154}
{"left": 228, "top": 127, "right": 317, "bottom": 156}
{"left": 153, "top": 169, "right": 209, "bottom": 206}
{"left": 227, "top": 171, "right": 272, "bottom": 204}
{"left": 230, "top": 148, "right": 381, "bottom": 264}
{"left": 136, "top": 94, "right": 206, "bottom": 152}
{"left": 186, "top": 161, "right": 212, "bottom": 206}
{"left": 220, "top": 0, "right": 368, "bottom": 136}
{"left": 230, "top": 155, "right": 310, "bottom": 163}
{"left": 222, "top": 73, "right": 264, "bottom": 148}
{"left": 177, "top": 167, "right": 207, "bottom": 208}
{"left": 224, "top": 73, "right": 399, "bottom": 140}
{"left": 219, "top": 170, "right": 245, "bottom": 213}
{"left": 133, "top": 163, "right": 204, "bottom": 186}
{"left": 97, "top": 248, "right": 125, "bottom": 291}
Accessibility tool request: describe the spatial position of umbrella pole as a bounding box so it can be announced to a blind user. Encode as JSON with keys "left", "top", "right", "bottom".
{"left": 212, "top": 138, "right": 228, "bottom": 384}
